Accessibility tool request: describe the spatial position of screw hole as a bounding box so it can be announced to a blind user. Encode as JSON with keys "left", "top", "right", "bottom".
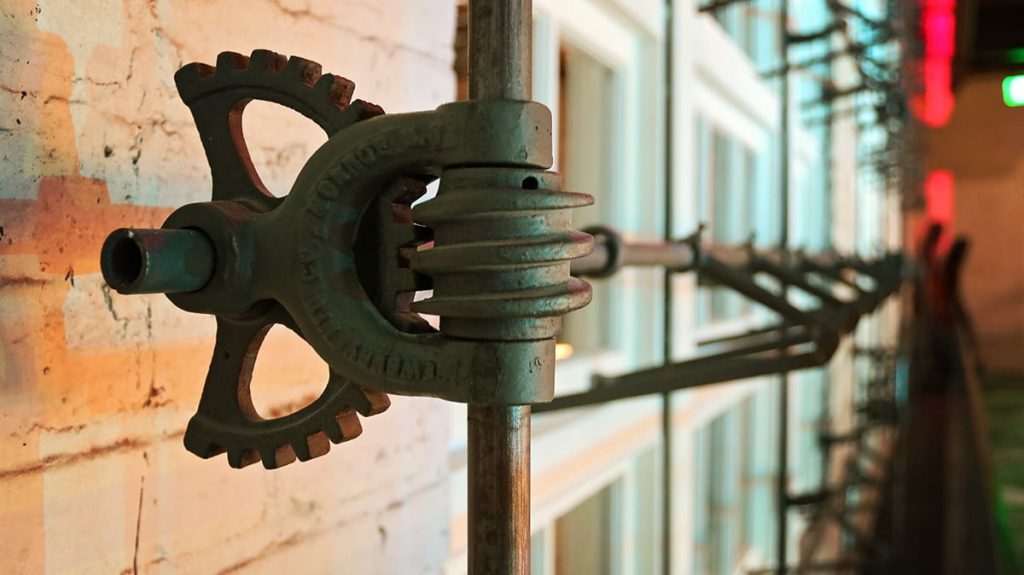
{"left": 521, "top": 176, "right": 539, "bottom": 190}
{"left": 108, "top": 235, "right": 144, "bottom": 287}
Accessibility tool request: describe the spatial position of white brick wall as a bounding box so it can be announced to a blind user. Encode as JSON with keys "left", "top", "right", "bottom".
{"left": 0, "top": 1, "right": 456, "bottom": 573}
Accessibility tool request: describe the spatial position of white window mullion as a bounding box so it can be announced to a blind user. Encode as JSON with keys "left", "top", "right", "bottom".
{"left": 619, "top": 465, "right": 638, "bottom": 575}
{"left": 542, "top": 526, "right": 556, "bottom": 575}
{"left": 533, "top": 14, "right": 561, "bottom": 170}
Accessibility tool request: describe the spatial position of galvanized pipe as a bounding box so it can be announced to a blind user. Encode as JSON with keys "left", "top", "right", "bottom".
{"left": 100, "top": 228, "right": 215, "bottom": 294}
{"left": 466, "top": 1, "right": 532, "bottom": 573}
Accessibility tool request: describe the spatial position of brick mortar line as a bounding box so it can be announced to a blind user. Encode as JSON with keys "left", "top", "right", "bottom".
{"left": 0, "top": 431, "right": 182, "bottom": 481}
{"left": 0, "top": 390, "right": 387, "bottom": 479}
{"left": 212, "top": 474, "right": 448, "bottom": 575}
{"left": 263, "top": 0, "right": 453, "bottom": 67}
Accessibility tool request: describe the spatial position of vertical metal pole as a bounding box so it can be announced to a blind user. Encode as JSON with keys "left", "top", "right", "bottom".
{"left": 468, "top": 406, "right": 531, "bottom": 575}
{"left": 661, "top": 2, "right": 675, "bottom": 574}
{"left": 775, "top": 0, "right": 791, "bottom": 573}
{"left": 467, "top": 2, "right": 532, "bottom": 574}
{"left": 820, "top": 37, "right": 836, "bottom": 491}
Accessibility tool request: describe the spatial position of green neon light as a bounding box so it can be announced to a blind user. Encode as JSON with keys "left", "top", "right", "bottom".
{"left": 1003, "top": 75, "right": 1024, "bottom": 107}
{"left": 1009, "top": 48, "right": 1024, "bottom": 64}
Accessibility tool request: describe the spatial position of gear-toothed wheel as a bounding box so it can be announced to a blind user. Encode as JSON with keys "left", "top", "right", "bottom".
{"left": 102, "top": 49, "right": 581, "bottom": 461}
{"left": 174, "top": 48, "right": 384, "bottom": 207}
{"left": 174, "top": 50, "right": 406, "bottom": 469}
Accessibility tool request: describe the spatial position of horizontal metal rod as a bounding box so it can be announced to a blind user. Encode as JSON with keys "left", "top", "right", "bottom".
{"left": 786, "top": 489, "right": 833, "bottom": 507}
{"left": 570, "top": 238, "right": 695, "bottom": 277}
{"left": 534, "top": 345, "right": 833, "bottom": 412}
{"left": 699, "top": 322, "right": 788, "bottom": 346}
{"left": 802, "top": 82, "right": 888, "bottom": 108}
{"left": 761, "top": 45, "right": 868, "bottom": 78}
{"left": 697, "top": 324, "right": 813, "bottom": 359}
{"left": 826, "top": 0, "right": 887, "bottom": 30}
{"left": 697, "top": 0, "right": 752, "bottom": 13}
{"left": 787, "top": 21, "right": 846, "bottom": 44}
{"left": 537, "top": 247, "right": 903, "bottom": 412}
{"left": 571, "top": 226, "right": 901, "bottom": 282}
{"left": 747, "top": 561, "right": 863, "bottom": 575}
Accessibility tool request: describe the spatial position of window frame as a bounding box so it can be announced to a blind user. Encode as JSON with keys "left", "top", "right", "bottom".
{"left": 532, "top": 2, "right": 664, "bottom": 395}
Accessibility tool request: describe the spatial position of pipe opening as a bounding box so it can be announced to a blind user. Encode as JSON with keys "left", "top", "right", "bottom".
{"left": 108, "top": 234, "right": 144, "bottom": 288}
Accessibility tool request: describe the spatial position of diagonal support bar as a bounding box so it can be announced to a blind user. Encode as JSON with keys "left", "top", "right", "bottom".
{"left": 539, "top": 235, "right": 904, "bottom": 413}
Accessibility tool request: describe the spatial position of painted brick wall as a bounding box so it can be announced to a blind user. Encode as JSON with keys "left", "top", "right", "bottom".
{"left": 0, "top": 1, "right": 456, "bottom": 573}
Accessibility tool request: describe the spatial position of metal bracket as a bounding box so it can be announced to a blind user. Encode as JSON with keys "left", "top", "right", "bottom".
{"left": 99, "top": 50, "right": 593, "bottom": 468}
{"left": 538, "top": 230, "right": 904, "bottom": 412}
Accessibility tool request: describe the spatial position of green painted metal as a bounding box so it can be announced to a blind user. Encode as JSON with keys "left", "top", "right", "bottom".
{"left": 101, "top": 228, "right": 215, "bottom": 294}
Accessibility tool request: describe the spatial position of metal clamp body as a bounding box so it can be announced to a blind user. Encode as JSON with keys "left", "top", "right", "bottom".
{"left": 100, "top": 50, "right": 593, "bottom": 468}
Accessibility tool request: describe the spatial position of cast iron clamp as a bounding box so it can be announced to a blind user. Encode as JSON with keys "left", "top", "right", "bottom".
{"left": 99, "top": 50, "right": 594, "bottom": 469}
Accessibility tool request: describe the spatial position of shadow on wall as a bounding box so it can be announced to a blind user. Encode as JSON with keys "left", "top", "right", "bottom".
{"left": 0, "top": 3, "right": 182, "bottom": 429}
{"left": 0, "top": 3, "right": 175, "bottom": 570}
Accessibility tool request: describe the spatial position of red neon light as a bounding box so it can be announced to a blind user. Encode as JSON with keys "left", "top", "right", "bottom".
{"left": 921, "top": 59, "right": 954, "bottom": 126}
{"left": 924, "top": 10, "right": 955, "bottom": 58}
{"left": 912, "top": 0, "right": 957, "bottom": 127}
{"left": 924, "top": 170, "right": 954, "bottom": 223}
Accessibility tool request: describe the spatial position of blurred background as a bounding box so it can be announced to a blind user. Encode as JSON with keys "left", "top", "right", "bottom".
{"left": 0, "top": 0, "right": 1021, "bottom": 574}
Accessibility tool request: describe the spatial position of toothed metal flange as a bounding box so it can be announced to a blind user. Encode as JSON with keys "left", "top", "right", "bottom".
{"left": 173, "top": 49, "right": 383, "bottom": 208}
{"left": 183, "top": 313, "right": 391, "bottom": 469}
{"left": 100, "top": 49, "right": 593, "bottom": 470}
{"left": 168, "top": 50, "right": 394, "bottom": 469}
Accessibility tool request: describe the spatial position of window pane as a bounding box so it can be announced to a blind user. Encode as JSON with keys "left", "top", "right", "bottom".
{"left": 555, "top": 484, "right": 619, "bottom": 575}
{"left": 712, "top": 3, "right": 757, "bottom": 60}
{"left": 557, "top": 43, "right": 616, "bottom": 355}
{"left": 709, "top": 131, "right": 733, "bottom": 322}
{"left": 698, "top": 410, "right": 747, "bottom": 574}
{"left": 703, "top": 129, "right": 758, "bottom": 323}
{"left": 692, "top": 426, "right": 710, "bottom": 573}
{"left": 633, "top": 448, "right": 660, "bottom": 575}
{"left": 531, "top": 531, "right": 545, "bottom": 575}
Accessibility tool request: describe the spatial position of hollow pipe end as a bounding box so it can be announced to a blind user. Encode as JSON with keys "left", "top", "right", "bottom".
{"left": 101, "top": 228, "right": 148, "bottom": 293}
{"left": 100, "top": 227, "right": 215, "bottom": 295}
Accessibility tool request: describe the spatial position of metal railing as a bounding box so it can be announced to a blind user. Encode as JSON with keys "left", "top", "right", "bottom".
{"left": 893, "top": 226, "right": 1003, "bottom": 575}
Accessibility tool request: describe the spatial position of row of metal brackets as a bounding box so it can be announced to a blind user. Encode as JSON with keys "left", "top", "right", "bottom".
{"left": 736, "top": 339, "right": 901, "bottom": 574}
{"left": 536, "top": 227, "right": 904, "bottom": 412}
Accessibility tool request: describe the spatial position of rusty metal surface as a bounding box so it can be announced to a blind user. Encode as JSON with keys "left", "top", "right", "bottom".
{"left": 99, "top": 47, "right": 592, "bottom": 470}
{"left": 570, "top": 225, "right": 696, "bottom": 278}
{"left": 467, "top": 404, "right": 531, "bottom": 575}
{"left": 463, "top": 2, "right": 538, "bottom": 573}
